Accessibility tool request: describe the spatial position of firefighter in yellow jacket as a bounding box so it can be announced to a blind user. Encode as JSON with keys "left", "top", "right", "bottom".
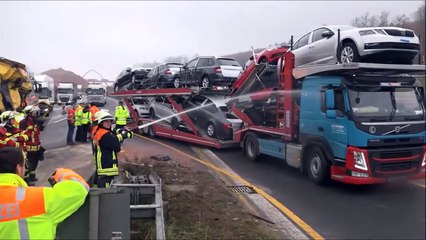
{"left": 92, "top": 111, "right": 132, "bottom": 188}
{"left": 0, "top": 147, "right": 89, "bottom": 239}
{"left": 114, "top": 100, "right": 129, "bottom": 131}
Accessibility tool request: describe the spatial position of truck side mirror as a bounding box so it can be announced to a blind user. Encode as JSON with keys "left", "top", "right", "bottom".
{"left": 325, "top": 89, "right": 335, "bottom": 110}
{"left": 325, "top": 90, "right": 337, "bottom": 118}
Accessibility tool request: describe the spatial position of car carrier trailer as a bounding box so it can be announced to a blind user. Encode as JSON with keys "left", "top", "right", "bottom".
{"left": 109, "top": 88, "right": 239, "bottom": 149}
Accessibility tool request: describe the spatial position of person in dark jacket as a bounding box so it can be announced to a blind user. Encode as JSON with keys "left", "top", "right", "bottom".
{"left": 92, "top": 111, "right": 132, "bottom": 188}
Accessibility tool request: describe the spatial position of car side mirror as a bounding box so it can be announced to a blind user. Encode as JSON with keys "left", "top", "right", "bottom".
{"left": 182, "top": 65, "right": 188, "bottom": 70}
{"left": 249, "top": 56, "right": 254, "bottom": 61}
{"left": 322, "top": 31, "right": 334, "bottom": 38}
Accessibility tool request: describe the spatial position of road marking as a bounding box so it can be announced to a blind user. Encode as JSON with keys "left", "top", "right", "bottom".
{"left": 46, "top": 118, "right": 67, "bottom": 125}
{"left": 135, "top": 133, "right": 323, "bottom": 240}
{"left": 411, "top": 182, "right": 426, "bottom": 188}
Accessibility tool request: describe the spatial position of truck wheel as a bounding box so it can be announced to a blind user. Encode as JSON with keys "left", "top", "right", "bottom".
{"left": 306, "top": 146, "right": 330, "bottom": 185}
{"left": 148, "top": 125, "right": 156, "bottom": 138}
{"left": 244, "top": 133, "right": 259, "bottom": 161}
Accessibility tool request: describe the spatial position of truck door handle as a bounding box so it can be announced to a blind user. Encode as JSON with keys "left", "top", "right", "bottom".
{"left": 317, "top": 127, "right": 324, "bottom": 132}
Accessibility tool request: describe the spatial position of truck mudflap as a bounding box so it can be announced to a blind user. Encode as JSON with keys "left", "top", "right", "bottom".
{"left": 330, "top": 165, "right": 426, "bottom": 185}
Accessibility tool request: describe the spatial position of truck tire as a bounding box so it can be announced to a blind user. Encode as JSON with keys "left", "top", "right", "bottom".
{"left": 244, "top": 133, "right": 259, "bottom": 162}
{"left": 306, "top": 146, "right": 330, "bottom": 185}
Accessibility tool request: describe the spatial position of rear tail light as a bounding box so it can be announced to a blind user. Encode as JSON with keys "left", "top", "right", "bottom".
{"left": 224, "top": 123, "right": 232, "bottom": 129}
{"left": 214, "top": 67, "right": 222, "bottom": 73}
{"left": 164, "top": 69, "right": 172, "bottom": 74}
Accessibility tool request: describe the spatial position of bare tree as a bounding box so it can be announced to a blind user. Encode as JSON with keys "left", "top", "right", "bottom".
{"left": 413, "top": 3, "right": 425, "bottom": 23}
{"left": 391, "top": 14, "right": 409, "bottom": 27}
{"left": 378, "top": 11, "right": 390, "bottom": 26}
{"left": 351, "top": 12, "right": 380, "bottom": 27}
{"left": 163, "top": 55, "right": 188, "bottom": 64}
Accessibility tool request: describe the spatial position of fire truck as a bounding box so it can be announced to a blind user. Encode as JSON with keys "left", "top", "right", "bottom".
{"left": 110, "top": 51, "right": 426, "bottom": 185}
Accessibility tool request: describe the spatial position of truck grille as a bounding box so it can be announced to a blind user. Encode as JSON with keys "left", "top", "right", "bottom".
{"left": 368, "top": 146, "right": 423, "bottom": 177}
{"left": 59, "top": 97, "right": 70, "bottom": 102}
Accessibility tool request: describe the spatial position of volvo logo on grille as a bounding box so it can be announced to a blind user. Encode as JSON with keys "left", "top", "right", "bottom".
{"left": 369, "top": 126, "right": 376, "bottom": 134}
{"left": 394, "top": 126, "right": 401, "bottom": 133}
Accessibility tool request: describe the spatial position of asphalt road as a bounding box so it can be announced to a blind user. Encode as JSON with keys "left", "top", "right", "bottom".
{"left": 211, "top": 148, "right": 426, "bottom": 239}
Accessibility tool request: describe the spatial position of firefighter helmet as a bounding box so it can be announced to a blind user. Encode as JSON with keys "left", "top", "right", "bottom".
{"left": 95, "top": 111, "right": 114, "bottom": 124}
{"left": 23, "top": 105, "right": 40, "bottom": 114}
{"left": 0, "top": 111, "right": 19, "bottom": 123}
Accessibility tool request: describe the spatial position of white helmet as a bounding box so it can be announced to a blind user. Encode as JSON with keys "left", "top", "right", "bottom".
{"left": 23, "top": 105, "right": 40, "bottom": 114}
{"left": 0, "top": 111, "right": 19, "bottom": 123}
{"left": 95, "top": 111, "right": 114, "bottom": 124}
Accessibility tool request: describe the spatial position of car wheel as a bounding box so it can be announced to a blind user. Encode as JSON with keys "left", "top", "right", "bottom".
{"left": 171, "top": 117, "right": 178, "bottom": 129}
{"left": 201, "top": 76, "right": 210, "bottom": 88}
{"left": 244, "top": 133, "right": 259, "bottom": 161}
{"left": 148, "top": 125, "right": 156, "bottom": 138}
{"left": 206, "top": 122, "right": 216, "bottom": 138}
{"left": 149, "top": 108, "right": 155, "bottom": 119}
{"left": 339, "top": 42, "right": 360, "bottom": 63}
{"left": 174, "top": 77, "right": 180, "bottom": 88}
{"left": 306, "top": 146, "right": 330, "bottom": 185}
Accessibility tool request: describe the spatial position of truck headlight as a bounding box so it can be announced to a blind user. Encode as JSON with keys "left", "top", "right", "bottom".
{"left": 353, "top": 151, "right": 368, "bottom": 171}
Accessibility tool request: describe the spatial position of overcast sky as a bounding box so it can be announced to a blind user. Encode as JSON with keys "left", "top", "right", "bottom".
{"left": 0, "top": 1, "right": 423, "bottom": 80}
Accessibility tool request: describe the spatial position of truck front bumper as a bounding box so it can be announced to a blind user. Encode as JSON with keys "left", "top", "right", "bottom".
{"left": 331, "top": 166, "right": 426, "bottom": 185}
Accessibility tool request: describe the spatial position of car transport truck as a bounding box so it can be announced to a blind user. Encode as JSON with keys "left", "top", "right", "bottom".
{"left": 110, "top": 51, "right": 425, "bottom": 185}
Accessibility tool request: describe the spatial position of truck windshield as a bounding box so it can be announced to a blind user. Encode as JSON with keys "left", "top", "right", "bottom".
{"left": 87, "top": 88, "right": 105, "bottom": 95}
{"left": 57, "top": 89, "right": 73, "bottom": 94}
{"left": 348, "top": 87, "right": 424, "bottom": 119}
{"left": 38, "top": 88, "right": 49, "bottom": 98}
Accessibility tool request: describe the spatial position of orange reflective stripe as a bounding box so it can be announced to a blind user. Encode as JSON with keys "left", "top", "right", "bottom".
{"left": 0, "top": 187, "right": 45, "bottom": 222}
{"left": 93, "top": 128, "right": 109, "bottom": 146}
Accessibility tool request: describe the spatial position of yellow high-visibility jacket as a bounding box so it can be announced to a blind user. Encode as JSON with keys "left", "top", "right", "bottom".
{"left": 74, "top": 105, "right": 83, "bottom": 127}
{"left": 81, "top": 111, "right": 92, "bottom": 125}
{"left": 114, "top": 106, "right": 129, "bottom": 126}
{"left": 0, "top": 171, "right": 88, "bottom": 239}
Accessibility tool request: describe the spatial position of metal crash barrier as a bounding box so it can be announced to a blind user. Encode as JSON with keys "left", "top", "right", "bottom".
{"left": 56, "top": 169, "right": 165, "bottom": 239}
{"left": 112, "top": 169, "right": 166, "bottom": 240}
{"left": 56, "top": 188, "right": 130, "bottom": 239}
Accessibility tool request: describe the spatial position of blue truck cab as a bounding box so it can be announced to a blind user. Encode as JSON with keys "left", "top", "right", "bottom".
{"left": 299, "top": 74, "right": 425, "bottom": 184}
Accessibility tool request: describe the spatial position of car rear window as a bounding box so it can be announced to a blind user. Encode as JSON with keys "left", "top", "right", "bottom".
{"left": 218, "top": 59, "right": 241, "bottom": 67}
{"left": 167, "top": 64, "right": 183, "bottom": 68}
{"left": 133, "top": 99, "right": 149, "bottom": 105}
